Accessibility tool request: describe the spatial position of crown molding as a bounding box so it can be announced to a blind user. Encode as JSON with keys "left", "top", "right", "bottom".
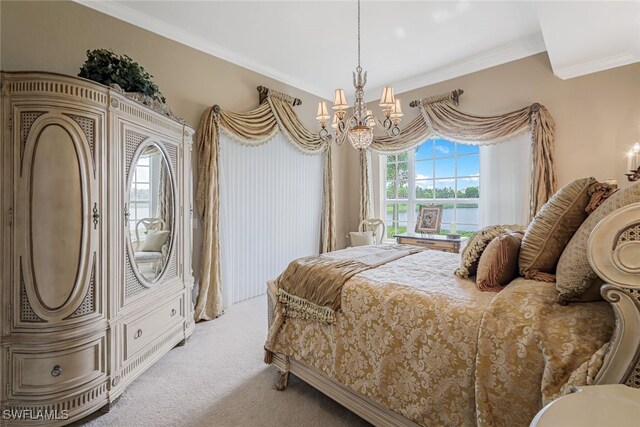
{"left": 364, "top": 33, "right": 547, "bottom": 101}
{"left": 72, "top": 0, "right": 328, "bottom": 99}
{"left": 552, "top": 52, "right": 640, "bottom": 80}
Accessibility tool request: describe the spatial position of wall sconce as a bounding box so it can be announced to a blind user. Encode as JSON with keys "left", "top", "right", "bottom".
{"left": 626, "top": 143, "right": 640, "bottom": 181}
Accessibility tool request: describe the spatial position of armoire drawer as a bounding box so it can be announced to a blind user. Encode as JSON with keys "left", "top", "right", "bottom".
{"left": 124, "top": 296, "right": 184, "bottom": 359}
{"left": 10, "top": 335, "right": 106, "bottom": 397}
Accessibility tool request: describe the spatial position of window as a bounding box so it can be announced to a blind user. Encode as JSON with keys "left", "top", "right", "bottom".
{"left": 384, "top": 138, "right": 480, "bottom": 238}
{"left": 129, "top": 155, "right": 152, "bottom": 238}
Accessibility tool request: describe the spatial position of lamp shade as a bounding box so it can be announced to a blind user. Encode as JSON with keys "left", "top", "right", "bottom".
{"left": 333, "top": 89, "right": 348, "bottom": 110}
{"left": 391, "top": 98, "right": 403, "bottom": 118}
{"left": 316, "top": 101, "right": 330, "bottom": 120}
{"left": 379, "top": 86, "right": 395, "bottom": 107}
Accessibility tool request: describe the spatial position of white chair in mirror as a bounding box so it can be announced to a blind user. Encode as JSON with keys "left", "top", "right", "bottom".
{"left": 133, "top": 218, "right": 169, "bottom": 277}
{"left": 347, "top": 218, "right": 386, "bottom": 247}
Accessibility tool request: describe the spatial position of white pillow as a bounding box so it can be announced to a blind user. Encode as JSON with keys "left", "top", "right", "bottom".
{"left": 349, "top": 231, "right": 374, "bottom": 247}
{"left": 140, "top": 230, "right": 170, "bottom": 252}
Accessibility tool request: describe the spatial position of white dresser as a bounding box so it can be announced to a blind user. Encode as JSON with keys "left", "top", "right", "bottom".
{"left": 0, "top": 72, "right": 195, "bottom": 425}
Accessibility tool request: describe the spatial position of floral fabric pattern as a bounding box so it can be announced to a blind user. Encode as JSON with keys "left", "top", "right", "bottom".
{"left": 269, "top": 250, "right": 613, "bottom": 427}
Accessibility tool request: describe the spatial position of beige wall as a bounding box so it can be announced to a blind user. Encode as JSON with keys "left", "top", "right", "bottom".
{"left": 0, "top": 0, "right": 359, "bottom": 286}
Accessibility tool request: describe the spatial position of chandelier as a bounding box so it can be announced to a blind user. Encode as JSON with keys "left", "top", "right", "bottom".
{"left": 316, "top": 0, "right": 403, "bottom": 149}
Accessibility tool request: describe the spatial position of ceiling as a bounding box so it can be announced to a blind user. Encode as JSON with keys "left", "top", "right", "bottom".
{"left": 75, "top": 1, "right": 640, "bottom": 100}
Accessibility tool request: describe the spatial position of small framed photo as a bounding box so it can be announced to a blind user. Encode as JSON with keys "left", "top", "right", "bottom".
{"left": 415, "top": 205, "right": 443, "bottom": 234}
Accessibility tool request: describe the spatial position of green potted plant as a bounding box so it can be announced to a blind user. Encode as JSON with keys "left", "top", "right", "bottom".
{"left": 78, "top": 49, "right": 166, "bottom": 103}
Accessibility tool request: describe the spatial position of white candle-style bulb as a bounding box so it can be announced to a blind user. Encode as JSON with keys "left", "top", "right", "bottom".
{"left": 633, "top": 143, "right": 640, "bottom": 153}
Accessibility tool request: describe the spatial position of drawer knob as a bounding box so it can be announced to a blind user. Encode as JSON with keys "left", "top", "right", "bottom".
{"left": 51, "top": 365, "right": 63, "bottom": 377}
{"left": 171, "top": 308, "right": 177, "bottom": 317}
{"left": 134, "top": 329, "right": 143, "bottom": 339}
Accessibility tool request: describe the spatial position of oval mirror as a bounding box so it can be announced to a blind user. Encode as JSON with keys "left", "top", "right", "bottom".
{"left": 127, "top": 142, "right": 174, "bottom": 283}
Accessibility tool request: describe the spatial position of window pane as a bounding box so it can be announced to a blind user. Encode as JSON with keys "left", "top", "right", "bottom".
{"left": 457, "top": 154, "right": 479, "bottom": 177}
{"left": 434, "top": 158, "right": 455, "bottom": 178}
{"left": 457, "top": 178, "right": 480, "bottom": 198}
{"left": 397, "top": 181, "right": 409, "bottom": 199}
{"left": 138, "top": 156, "right": 150, "bottom": 166}
{"left": 135, "top": 202, "right": 150, "bottom": 219}
{"left": 397, "top": 161, "right": 409, "bottom": 181}
{"left": 434, "top": 180, "right": 456, "bottom": 198}
{"left": 398, "top": 151, "right": 408, "bottom": 162}
{"left": 396, "top": 203, "right": 408, "bottom": 224}
{"left": 386, "top": 154, "right": 397, "bottom": 163}
{"left": 457, "top": 144, "right": 479, "bottom": 155}
{"left": 386, "top": 182, "right": 396, "bottom": 199}
{"left": 134, "top": 184, "right": 150, "bottom": 200}
{"left": 396, "top": 222, "right": 408, "bottom": 235}
{"left": 433, "top": 138, "right": 455, "bottom": 157}
{"left": 386, "top": 162, "right": 397, "bottom": 181}
{"left": 386, "top": 222, "right": 400, "bottom": 238}
{"left": 416, "top": 140, "right": 433, "bottom": 160}
{"left": 136, "top": 165, "right": 150, "bottom": 182}
{"left": 456, "top": 202, "right": 479, "bottom": 230}
{"left": 415, "top": 180, "right": 433, "bottom": 199}
{"left": 385, "top": 204, "right": 394, "bottom": 223}
{"left": 415, "top": 160, "right": 433, "bottom": 179}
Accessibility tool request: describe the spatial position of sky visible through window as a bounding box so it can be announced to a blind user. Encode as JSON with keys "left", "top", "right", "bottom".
{"left": 384, "top": 138, "right": 480, "bottom": 238}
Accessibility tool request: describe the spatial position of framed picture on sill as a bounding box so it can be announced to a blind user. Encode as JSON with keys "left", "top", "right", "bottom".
{"left": 415, "top": 205, "right": 443, "bottom": 234}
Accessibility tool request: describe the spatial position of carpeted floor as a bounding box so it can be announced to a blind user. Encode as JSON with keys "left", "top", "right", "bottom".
{"left": 77, "top": 295, "right": 371, "bottom": 427}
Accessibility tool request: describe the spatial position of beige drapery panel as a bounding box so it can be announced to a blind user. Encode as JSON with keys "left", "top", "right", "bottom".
{"left": 194, "top": 93, "right": 335, "bottom": 321}
{"left": 362, "top": 92, "right": 557, "bottom": 221}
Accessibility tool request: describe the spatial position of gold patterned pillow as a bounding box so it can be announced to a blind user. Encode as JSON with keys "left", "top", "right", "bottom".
{"left": 476, "top": 232, "right": 524, "bottom": 291}
{"left": 519, "top": 177, "right": 596, "bottom": 281}
{"left": 455, "top": 224, "right": 524, "bottom": 278}
{"left": 556, "top": 182, "right": 640, "bottom": 304}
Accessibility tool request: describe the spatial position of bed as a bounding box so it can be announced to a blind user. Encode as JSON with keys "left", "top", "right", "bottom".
{"left": 264, "top": 202, "right": 640, "bottom": 426}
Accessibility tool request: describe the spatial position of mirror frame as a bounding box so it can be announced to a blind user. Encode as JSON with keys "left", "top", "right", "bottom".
{"left": 125, "top": 139, "right": 176, "bottom": 287}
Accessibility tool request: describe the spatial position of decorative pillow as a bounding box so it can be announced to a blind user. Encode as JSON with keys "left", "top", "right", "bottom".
{"left": 455, "top": 224, "right": 524, "bottom": 278}
{"left": 519, "top": 177, "right": 596, "bottom": 281}
{"left": 556, "top": 181, "right": 640, "bottom": 304}
{"left": 476, "top": 232, "right": 524, "bottom": 292}
{"left": 140, "top": 230, "right": 170, "bottom": 252}
{"left": 349, "top": 231, "right": 374, "bottom": 247}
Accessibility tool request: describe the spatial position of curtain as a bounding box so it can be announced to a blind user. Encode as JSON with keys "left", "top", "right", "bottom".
{"left": 364, "top": 92, "right": 557, "bottom": 222}
{"left": 194, "top": 91, "right": 335, "bottom": 321}
{"left": 157, "top": 160, "right": 173, "bottom": 230}
{"left": 219, "top": 132, "right": 323, "bottom": 308}
{"left": 479, "top": 133, "right": 532, "bottom": 226}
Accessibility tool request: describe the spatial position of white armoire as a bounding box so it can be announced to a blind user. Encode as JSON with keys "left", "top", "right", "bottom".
{"left": 0, "top": 72, "right": 195, "bottom": 425}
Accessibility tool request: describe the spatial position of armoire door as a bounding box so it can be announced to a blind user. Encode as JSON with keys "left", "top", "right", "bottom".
{"left": 12, "top": 106, "right": 103, "bottom": 329}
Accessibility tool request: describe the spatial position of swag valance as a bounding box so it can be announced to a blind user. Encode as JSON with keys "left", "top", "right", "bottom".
{"left": 195, "top": 90, "right": 336, "bottom": 321}
{"left": 362, "top": 91, "right": 557, "bottom": 221}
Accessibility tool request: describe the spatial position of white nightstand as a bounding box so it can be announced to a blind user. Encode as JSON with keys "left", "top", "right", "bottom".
{"left": 530, "top": 385, "right": 640, "bottom": 427}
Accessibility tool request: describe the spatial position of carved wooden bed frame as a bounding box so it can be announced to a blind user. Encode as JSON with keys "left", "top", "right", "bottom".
{"left": 266, "top": 203, "right": 640, "bottom": 426}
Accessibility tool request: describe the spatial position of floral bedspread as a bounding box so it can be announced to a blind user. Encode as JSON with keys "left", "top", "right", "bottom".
{"left": 267, "top": 249, "right": 614, "bottom": 426}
